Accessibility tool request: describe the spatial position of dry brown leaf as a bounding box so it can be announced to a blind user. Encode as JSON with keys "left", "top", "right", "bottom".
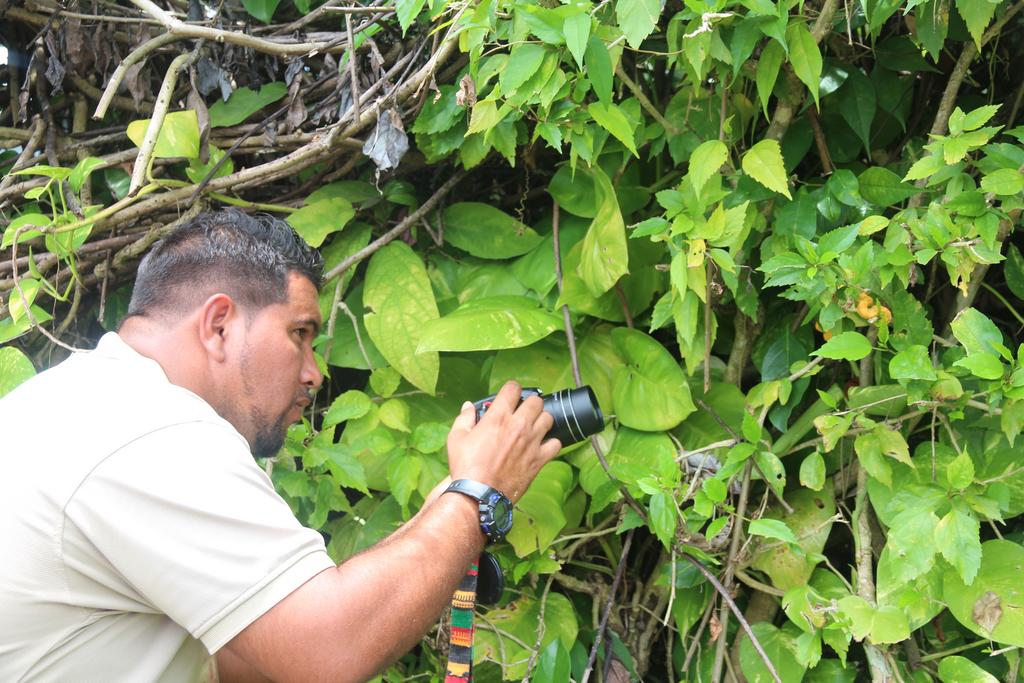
{"left": 972, "top": 591, "right": 1003, "bottom": 636}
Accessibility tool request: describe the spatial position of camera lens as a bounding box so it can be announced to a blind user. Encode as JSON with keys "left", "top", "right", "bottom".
{"left": 543, "top": 386, "right": 605, "bottom": 446}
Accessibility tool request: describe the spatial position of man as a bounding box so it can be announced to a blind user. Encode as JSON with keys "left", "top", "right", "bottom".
{"left": 0, "top": 210, "right": 561, "bottom": 682}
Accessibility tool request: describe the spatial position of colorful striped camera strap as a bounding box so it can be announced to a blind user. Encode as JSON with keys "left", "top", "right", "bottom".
{"left": 444, "top": 561, "right": 478, "bottom": 682}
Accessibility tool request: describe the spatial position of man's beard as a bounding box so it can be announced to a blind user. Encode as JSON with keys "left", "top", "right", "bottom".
{"left": 249, "top": 407, "right": 291, "bottom": 458}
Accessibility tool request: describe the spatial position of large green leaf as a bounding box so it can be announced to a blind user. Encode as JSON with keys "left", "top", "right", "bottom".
{"left": 812, "top": 331, "right": 872, "bottom": 361}
{"left": 787, "top": 22, "right": 823, "bottom": 106}
{"left": 738, "top": 623, "right": 808, "bottom": 683}
{"left": 506, "top": 460, "right": 573, "bottom": 556}
{"left": 750, "top": 487, "right": 836, "bottom": 591}
{"left": 577, "top": 165, "right": 629, "bottom": 297}
{"left": 416, "top": 295, "right": 561, "bottom": 352}
{"left": 363, "top": 242, "right": 440, "bottom": 393}
{"left": 944, "top": 540, "right": 1024, "bottom": 645}
{"left": 858, "top": 167, "right": 917, "bottom": 206}
{"left": 442, "top": 203, "right": 542, "bottom": 258}
{"left": 755, "top": 41, "right": 785, "bottom": 118}
{"left": 935, "top": 506, "right": 981, "bottom": 585}
{"left": 286, "top": 197, "right": 354, "bottom": 248}
{"left": 548, "top": 165, "right": 598, "bottom": 217}
{"left": 838, "top": 68, "right": 876, "bottom": 153}
{"left": 742, "top": 139, "right": 791, "bottom": 199}
{"left": 396, "top": 0, "right": 427, "bottom": 34}
{"left": 0, "top": 346, "right": 35, "bottom": 399}
{"left": 837, "top": 596, "right": 910, "bottom": 644}
{"left": 611, "top": 327, "right": 695, "bottom": 430}
{"left": 584, "top": 35, "right": 613, "bottom": 104}
{"left": 563, "top": 13, "right": 590, "bottom": 69}
{"left": 616, "top": 0, "right": 660, "bottom": 48}
{"left": 126, "top": 110, "right": 200, "bottom": 159}
{"left": 950, "top": 307, "right": 1006, "bottom": 357}
{"left": 475, "top": 593, "right": 578, "bottom": 679}
{"left": 688, "top": 139, "right": 729, "bottom": 196}
{"left": 208, "top": 84, "right": 287, "bottom": 127}
{"left": 938, "top": 657, "right": 999, "bottom": 683}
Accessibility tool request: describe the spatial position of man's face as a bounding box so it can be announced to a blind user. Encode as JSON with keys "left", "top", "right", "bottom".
{"left": 231, "top": 273, "right": 323, "bottom": 457}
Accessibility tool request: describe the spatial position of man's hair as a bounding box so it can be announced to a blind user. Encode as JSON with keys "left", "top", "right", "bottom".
{"left": 125, "top": 209, "right": 323, "bottom": 320}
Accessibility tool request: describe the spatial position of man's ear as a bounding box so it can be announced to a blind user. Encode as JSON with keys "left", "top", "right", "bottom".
{"left": 198, "top": 293, "right": 237, "bottom": 362}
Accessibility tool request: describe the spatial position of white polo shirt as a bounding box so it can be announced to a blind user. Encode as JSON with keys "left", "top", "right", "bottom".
{"left": 0, "top": 333, "right": 335, "bottom": 682}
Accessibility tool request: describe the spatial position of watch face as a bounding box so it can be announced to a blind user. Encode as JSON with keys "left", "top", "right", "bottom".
{"left": 492, "top": 497, "right": 511, "bottom": 526}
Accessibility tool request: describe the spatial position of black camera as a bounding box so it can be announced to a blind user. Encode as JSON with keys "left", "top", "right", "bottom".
{"left": 473, "top": 386, "right": 605, "bottom": 446}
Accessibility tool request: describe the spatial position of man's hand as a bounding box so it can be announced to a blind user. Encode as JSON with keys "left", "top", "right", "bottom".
{"left": 446, "top": 381, "right": 562, "bottom": 502}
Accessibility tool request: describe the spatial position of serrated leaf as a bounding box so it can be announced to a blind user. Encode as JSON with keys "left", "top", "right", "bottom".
{"left": 584, "top": 35, "right": 613, "bottom": 104}
{"left": 947, "top": 451, "right": 976, "bottom": 490}
{"left": 688, "top": 140, "right": 729, "bottom": 196}
{"left": 500, "top": 43, "right": 547, "bottom": 94}
{"left": 323, "top": 390, "right": 372, "bottom": 427}
{"left": 903, "top": 154, "right": 944, "bottom": 182}
{"left": 858, "top": 167, "right": 917, "bottom": 205}
{"left": 889, "top": 344, "right": 937, "bottom": 381}
{"left": 742, "top": 139, "right": 791, "bottom": 199}
{"left": 755, "top": 41, "right": 785, "bottom": 118}
{"left": 564, "top": 14, "right": 590, "bottom": 69}
{"left": 649, "top": 491, "right": 678, "bottom": 549}
{"left": 616, "top": 0, "right": 660, "bottom": 48}
{"left": 956, "top": 0, "right": 997, "bottom": 47}
{"left": 363, "top": 242, "right": 440, "bottom": 394}
{"left": 417, "top": 296, "right": 562, "bottom": 352}
{"left": 396, "top": 0, "right": 427, "bottom": 34}
{"left": 981, "top": 168, "right": 1024, "bottom": 196}
{"left": 936, "top": 507, "right": 982, "bottom": 585}
{"left": 787, "top": 22, "right": 822, "bottom": 106}
{"left": 954, "top": 352, "right": 1005, "bottom": 379}
{"left": 749, "top": 518, "right": 799, "bottom": 544}
{"left": 588, "top": 102, "right": 638, "bottom": 157}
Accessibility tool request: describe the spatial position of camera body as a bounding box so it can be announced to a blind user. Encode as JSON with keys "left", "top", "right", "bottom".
{"left": 473, "top": 386, "right": 605, "bottom": 446}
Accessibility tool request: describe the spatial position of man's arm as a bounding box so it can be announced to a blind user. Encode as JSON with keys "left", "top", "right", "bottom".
{"left": 221, "top": 381, "right": 560, "bottom": 682}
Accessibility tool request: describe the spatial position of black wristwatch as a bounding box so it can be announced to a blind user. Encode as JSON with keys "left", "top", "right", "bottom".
{"left": 444, "top": 479, "right": 513, "bottom": 544}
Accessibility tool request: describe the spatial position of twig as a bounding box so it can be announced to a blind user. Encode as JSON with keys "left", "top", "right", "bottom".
{"left": 129, "top": 50, "right": 199, "bottom": 195}
{"left": 92, "top": 33, "right": 178, "bottom": 119}
{"left": 853, "top": 466, "right": 891, "bottom": 682}
{"left": 614, "top": 63, "right": 680, "bottom": 136}
{"left": 711, "top": 460, "right": 752, "bottom": 682}
{"left": 581, "top": 529, "right": 635, "bottom": 683}
{"left": 346, "top": 13, "right": 363, "bottom": 124}
{"left": 0, "top": 117, "right": 45, "bottom": 193}
{"left": 679, "top": 553, "right": 783, "bottom": 683}
{"left": 322, "top": 172, "right": 466, "bottom": 283}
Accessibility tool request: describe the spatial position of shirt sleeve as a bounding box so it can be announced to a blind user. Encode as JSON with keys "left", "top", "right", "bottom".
{"left": 64, "top": 420, "right": 336, "bottom": 653}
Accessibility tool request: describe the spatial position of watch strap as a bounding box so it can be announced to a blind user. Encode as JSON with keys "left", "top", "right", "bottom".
{"left": 445, "top": 478, "right": 494, "bottom": 501}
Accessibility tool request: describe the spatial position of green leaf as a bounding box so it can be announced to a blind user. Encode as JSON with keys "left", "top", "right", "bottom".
{"left": 858, "top": 167, "right": 917, "bottom": 205}
{"left": 241, "top": 0, "right": 281, "bottom": 22}
{"left": 363, "top": 242, "right": 440, "bottom": 394}
{"left": 884, "top": 508, "right": 939, "bottom": 582}
{"left": 954, "top": 352, "right": 1005, "bottom": 380}
{"left": 386, "top": 453, "right": 421, "bottom": 506}
{"left": 563, "top": 14, "right": 590, "bottom": 70}
{"left": 611, "top": 327, "right": 695, "bottom": 430}
{"left": 1005, "top": 245, "right": 1024, "bottom": 300}
{"left": 947, "top": 451, "right": 976, "bottom": 490}
{"left": 208, "top": 83, "right": 287, "bottom": 127}
{"left": 577, "top": 165, "right": 629, "bottom": 297}
{"left": 738, "top": 623, "right": 809, "bottom": 683}
{"left": 321, "top": 444, "right": 369, "bottom": 493}
{"left": 755, "top": 41, "right": 785, "bottom": 118}
{"left": 649, "top": 491, "right": 678, "bottom": 549}
{"left": 838, "top": 68, "right": 876, "bottom": 153}
{"left": 442, "top": 203, "right": 542, "bottom": 259}
{"left": 588, "top": 102, "right": 638, "bottom": 157}
{"left": 787, "top": 22, "right": 823, "bottom": 106}
{"left": 688, "top": 140, "right": 729, "bottom": 196}
{"left": 411, "top": 421, "right": 449, "bottom": 453}
{"left": 395, "top": 0, "right": 427, "bottom": 34}
{"left": 584, "top": 35, "right": 613, "bottom": 104}
{"left": 742, "top": 139, "right": 791, "bottom": 199}
{"left": 416, "top": 296, "right": 562, "bottom": 352}
{"left": 935, "top": 507, "right": 982, "bottom": 585}
{"left": 548, "top": 165, "right": 598, "bottom": 218}
{"left": 951, "top": 307, "right": 1006, "bottom": 357}
{"left": 0, "top": 346, "right": 36, "bottom": 399}
{"left": 889, "top": 344, "right": 937, "bottom": 381}
{"left": 616, "top": 0, "right": 660, "bottom": 48}
{"left": 749, "top": 518, "right": 799, "bottom": 544}
{"left": 379, "top": 398, "right": 411, "bottom": 432}
{"left": 981, "top": 168, "right": 1024, "bottom": 195}
{"left": 465, "top": 99, "right": 501, "bottom": 136}
{"left": 837, "top": 596, "right": 910, "bottom": 644}
{"left": 475, "top": 593, "right": 577, "bottom": 679}
{"left": 125, "top": 110, "right": 200, "bottom": 159}
{"left": 903, "top": 153, "right": 944, "bottom": 181}
{"left": 944, "top": 539, "right": 1024, "bottom": 645}
{"left": 68, "top": 156, "right": 105, "bottom": 194}
{"left": 813, "top": 331, "right": 872, "bottom": 361}
{"left": 500, "top": 43, "right": 547, "bottom": 94}
{"left": 938, "top": 657, "right": 999, "bottom": 683}
{"left": 955, "top": 0, "right": 997, "bottom": 47}
{"left": 800, "top": 452, "right": 826, "bottom": 491}
{"left": 323, "top": 390, "right": 372, "bottom": 427}
{"left": 286, "top": 197, "right": 355, "bottom": 248}
{"left": 916, "top": 0, "right": 949, "bottom": 61}
{"left": 507, "top": 461, "right": 573, "bottom": 556}
{"left": 961, "top": 103, "right": 1002, "bottom": 131}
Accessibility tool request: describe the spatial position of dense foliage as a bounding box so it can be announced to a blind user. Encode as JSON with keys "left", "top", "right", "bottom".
{"left": 4, "top": 0, "right": 1024, "bottom": 679}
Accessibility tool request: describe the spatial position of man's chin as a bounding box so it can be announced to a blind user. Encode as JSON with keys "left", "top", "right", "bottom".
{"left": 250, "top": 425, "right": 288, "bottom": 458}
